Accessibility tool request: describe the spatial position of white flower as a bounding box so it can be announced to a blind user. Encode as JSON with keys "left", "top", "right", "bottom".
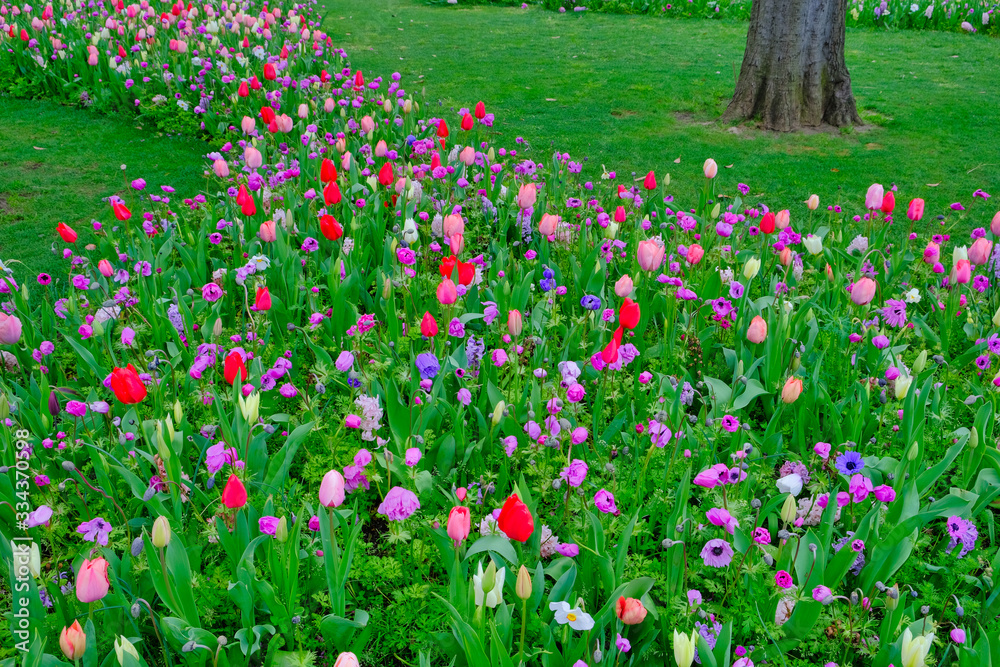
{"left": 904, "top": 288, "right": 921, "bottom": 303}
{"left": 776, "top": 473, "right": 804, "bottom": 497}
{"left": 900, "top": 628, "right": 933, "bottom": 667}
{"left": 248, "top": 254, "right": 270, "bottom": 271}
{"left": 549, "top": 601, "right": 595, "bottom": 631}
{"left": 909, "top": 2, "right": 919, "bottom": 10}
{"left": 803, "top": 234, "right": 823, "bottom": 256}
{"left": 472, "top": 563, "right": 505, "bottom": 608}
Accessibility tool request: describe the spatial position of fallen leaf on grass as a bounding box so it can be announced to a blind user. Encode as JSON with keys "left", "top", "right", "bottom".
{"left": 33, "top": 146, "right": 45, "bottom": 150}
{"left": 927, "top": 183, "right": 940, "bottom": 187}
{"left": 725, "top": 164, "right": 734, "bottom": 168}
{"left": 674, "top": 157, "right": 681, "bottom": 163}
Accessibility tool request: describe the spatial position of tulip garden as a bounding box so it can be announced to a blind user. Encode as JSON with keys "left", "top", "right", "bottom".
{"left": 1, "top": 0, "right": 1000, "bottom": 666}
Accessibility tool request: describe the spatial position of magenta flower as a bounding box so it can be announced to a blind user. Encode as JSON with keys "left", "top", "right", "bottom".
{"left": 560, "top": 459, "right": 588, "bottom": 487}
{"left": 377, "top": 486, "right": 420, "bottom": 521}
{"left": 701, "top": 539, "right": 734, "bottom": 567}
{"left": 594, "top": 489, "right": 618, "bottom": 514}
{"left": 811, "top": 585, "right": 834, "bottom": 604}
{"left": 405, "top": 448, "right": 422, "bottom": 466}
{"left": 259, "top": 516, "right": 280, "bottom": 536}
{"left": 65, "top": 400, "right": 87, "bottom": 417}
{"left": 77, "top": 517, "right": 113, "bottom": 546}
{"left": 201, "top": 283, "right": 224, "bottom": 302}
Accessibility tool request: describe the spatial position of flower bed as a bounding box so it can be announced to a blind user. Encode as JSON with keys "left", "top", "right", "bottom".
{"left": 460, "top": 0, "right": 1000, "bottom": 37}
{"left": 1, "top": 1, "right": 1000, "bottom": 666}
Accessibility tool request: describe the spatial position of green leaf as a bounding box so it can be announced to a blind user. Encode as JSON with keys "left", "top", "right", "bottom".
{"left": 464, "top": 534, "right": 518, "bottom": 566}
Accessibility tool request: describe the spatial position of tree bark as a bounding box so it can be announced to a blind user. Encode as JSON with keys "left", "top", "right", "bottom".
{"left": 723, "top": 0, "right": 862, "bottom": 132}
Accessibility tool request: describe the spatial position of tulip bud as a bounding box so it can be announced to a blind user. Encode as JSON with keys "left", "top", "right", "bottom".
{"left": 213, "top": 318, "right": 223, "bottom": 338}
{"left": 703, "top": 158, "right": 718, "bottom": 179}
{"left": 29, "top": 542, "right": 41, "bottom": 577}
{"left": 912, "top": 350, "right": 927, "bottom": 374}
{"left": 492, "top": 401, "right": 506, "bottom": 427}
{"left": 151, "top": 516, "right": 171, "bottom": 548}
{"left": 515, "top": 564, "right": 532, "bottom": 600}
{"left": 275, "top": 516, "right": 288, "bottom": 542}
{"left": 780, "top": 493, "right": 797, "bottom": 523}
{"left": 0, "top": 393, "right": 8, "bottom": 421}
{"left": 382, "top": 277, "right": 392, "bottom": 300}
{"left": 806, "top": 194, "right": 819, "bottom": 210}
{"left": 970, "top": 426, "right": 979, "bottom": 450}
{"left": 743, "top": 257, "right": 761, "bottom": 280}
{"left": 906, "top": 441, "right": 919, "bottom": 462}
{"left": 481, "top": 561, "right": 497, "bottom": 595}
{"left": 115, "top": 637, "right": 139, "bottom": 666}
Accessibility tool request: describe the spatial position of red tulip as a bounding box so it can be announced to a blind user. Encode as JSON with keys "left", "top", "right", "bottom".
{"left": 112, "top": 199, "right": 131, "bottom": 221}
{"left": 474, "top": 101, "right": 486, "bottom": 120}
{"left": 57, "top": 222, "right": 78, "bottom": 243}
{"left": 430, "top": 152, "right": 442, "bottom": 171}
{"left": 237, "top": 80, "right": 249, "bottom": 97}
{"left": 437, "top": 119, "right": 449, "bottom": 139}
{"left": 323, "top": 180, "right": 342, "bottom": 206}
{"left": 353, "top": 69, "right": 364, "bottom": 90}
{"left": 497, "top": 493, "right": 534, "bottom": 542}
{"left": 224, "top": 351, "right": 248, "bottom": 385}
{"left": 279, "top": 45, "right": 289, "bottom": 59}
{"left": 881, "top": 192, "right": 895, "bottom": 214}
{"left": 436, "top": 278, "right": 458, "bottom": 305}
{"left": 110, "top": 364, "right": 147, "bottom": 404}
{"left": 439, "top": 255, "right": 458, "bottom": 280}
{"left": 249, "top": 75, "right": 261, "bottom": 90}
{"left": 236, "top": 184, "right": 250, "bottom": 206}
{"left": 460, "top": 113, "right": 474, "bottom": 131}
{"left": 643, "top": 170, "right": 656, "bottom": 190}
{"left": 907, "top": 198, "right": 924, "bottom": 222}
{"left": 421, "top": 311, "right": 438, "bottom": 337}
{"left": 619, "top": 298, "right": 640, "bottom": 329}
{"left": 759, "top": 211, "right": 776, "bottom": 234}
{"left": 117, "top": 44, "right": 127, "bottom": 58}
{"left": 263, "top": 63, "right": 276, "bottom": 80}
{"left": 255, "top": 287, "right": 271, "bottom": 311}
{"left": 320, "top": 214, "right": 343, "bottom": 241}
{"left": 241, "top": 191, "right": 256, "bottom": 216}
{"left": 221, "top": 473, "right": 247, "bottom": 509}
{"left": 378, "top": 163, "right": 394, "bottom": 187}
{"left": 614, "top": 206, "right": 626, "bottom": 223}
{"left": 456, "top": 260, "right": 475, "bottom": 286}
{"left": 320, "top": 158, "right": 337, "bottom": 184}
{"left": 260, "top": 106, "right": 276, "bottom": 124}
{"left": 602, "top": 325, "right": 624, "bottom": 364}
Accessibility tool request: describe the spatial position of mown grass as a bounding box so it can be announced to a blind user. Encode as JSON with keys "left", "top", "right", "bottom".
{"left": 324, "top": 0, "right": 1000, "bottom": 220}
{"left": 0, "top": 98, "right": 207, "bottom": 277}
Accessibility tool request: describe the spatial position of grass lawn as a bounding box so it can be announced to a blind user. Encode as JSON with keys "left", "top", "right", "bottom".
{"left": 0, "top": 98, "right": 207, "bottom": 277}
{"left": 323, "top": 0, "right": 1000, "bottom": 220}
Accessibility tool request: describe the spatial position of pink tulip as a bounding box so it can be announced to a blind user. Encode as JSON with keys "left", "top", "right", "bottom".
{"left": 447, "top": 506, "right": 471, "bottom": 543}
{"left": 907, "top": 198, "right": 924, "bottom": 222}
{"left": 614, "top": 274, "right": 633, "bottom": 298}
{"left": 241, "top": 116, "right": 256, "bottom": 134}
{"left": 319, "top": 470, "right": 345, "bottom": 508}
{"left": 449, "top": 233, "right": 464, "bottom": 255}
{"left": 374, "top": 140, "right": 388, "bottom": 158}
{"left": 244, "top": 146, "right": 262, "bottom": 169}
{"left": 259, "top": 220, "right": 277, "bottom": 243}
{"left": 437, "top": 278, "right": 458, "bottom": 305}
{"left": 360, "top": 115, "right": 375, "bottom": 134}
{"left": 539, "top": 213, "right": 559, "bottom": 237}
{"left": 459, "top": 146, "right": 475, "bottom": 166}
{"left": 778, "top": 247, "right": 792, "bottom": 267}
{"left": 98, "top": 259, "right": 114, "bottom": 277}
{"left": 0, "top": 312, "right": 22, "bottom": 345}
{"left": 636, "top": 239, "right": 665, "bottom": 272}
{"left": 969, "top": 237, "right": 993, "bottom": 266}
{"left": 517, "top": 183, "right": 537, "bottom": 209}
{"left": 781, "top": 377, "right": 803, "bottom": 404}
{"left": 442, "top": 214, "right": 464, "bottom": 238}
{"left": 297, "top": 103, "right": 309, "bottom": 119}
{"left": 703, "top": 158, "right": 718, "bottom": 179}
{"left": 76, "top": 558, "right": 110, "bottom": 603}
{"left": 775, "top": 209, "right": 790, "bottom": 230}
{"left": 746, "top": 315, "right": 767, "bottom": 344}
{"left": 865, "top": 183, "right": 884, "bottom": 210}
{"left": 952, "top": 259, "right": 971, "bottom": 284}
{"left": 333, "top": 653, "right": 360, "bottom": 667}
{"left": 850, "top": 277, "right": 877, "bottom": 306}
{"left": 686, "top": 244, "right": 705, "bottom": 265}
{"left": 212, "top": 159, "right": 230, "bottom": 178}
{"left": 992, "top": 211, "right": 1000, "bottom": 236}
{"left": 508, "top": 310, "right": 523, "bottom": 336}
{"left": 59, "top": 621, "right": 86, "bottom": 660}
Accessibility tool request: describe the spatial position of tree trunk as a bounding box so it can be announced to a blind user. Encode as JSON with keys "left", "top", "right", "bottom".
{"left": 723, "top": 0, "right": 862, "bottom": 132}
